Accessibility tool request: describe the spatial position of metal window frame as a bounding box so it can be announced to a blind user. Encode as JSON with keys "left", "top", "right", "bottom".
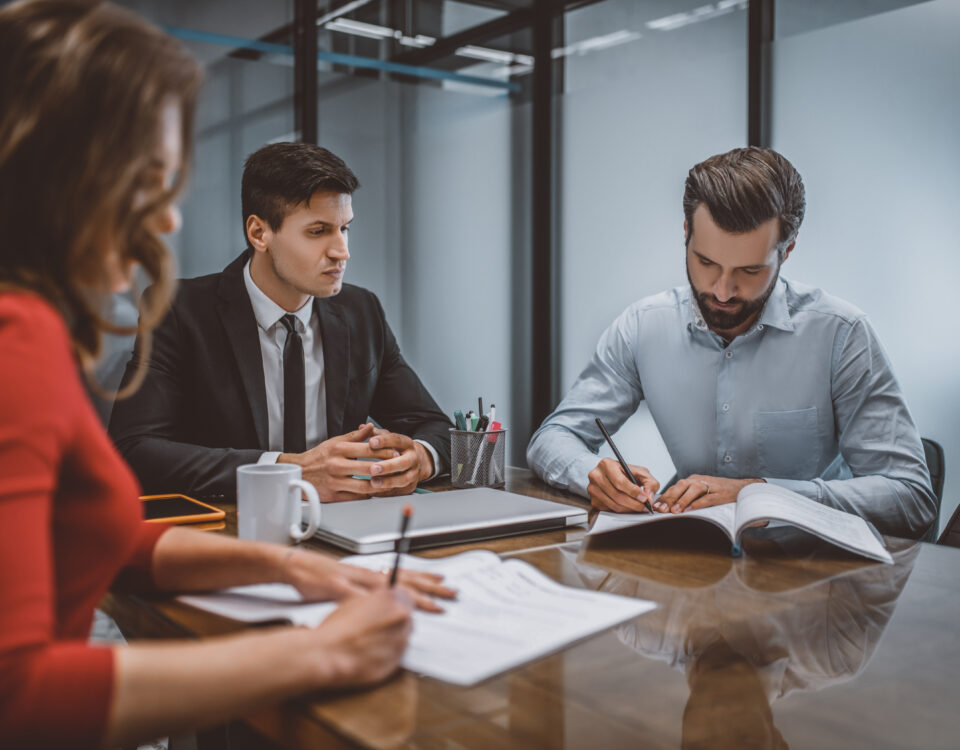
{"left": 288, "top": 0, "right": 764, "bottom": 456}
{"left": 748, "top": 0, "right": 774, "bottom": 147}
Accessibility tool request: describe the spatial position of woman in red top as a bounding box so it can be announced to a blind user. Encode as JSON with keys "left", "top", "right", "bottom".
{"left": 0, "top": 3, "right": 452, "bottom": 748}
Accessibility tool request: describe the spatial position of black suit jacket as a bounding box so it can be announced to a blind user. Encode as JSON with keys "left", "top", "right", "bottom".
{"left": 109, "top": 253, "right": 452, "bottom": 497}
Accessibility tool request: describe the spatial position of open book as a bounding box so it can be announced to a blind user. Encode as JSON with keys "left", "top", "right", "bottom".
{"left": 587, "top": 483, "right": 893, "bottom": 564}
{"left": 178, "top": 550, "right": 656, "bottom": 686}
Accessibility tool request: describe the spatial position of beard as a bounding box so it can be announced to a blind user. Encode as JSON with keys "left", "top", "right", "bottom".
{"left": 686, "top": 262, "right": 780, "bottom": 333}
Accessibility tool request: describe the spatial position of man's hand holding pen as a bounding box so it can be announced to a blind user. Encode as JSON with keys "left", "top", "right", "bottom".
{"left": 591, "top": 417, "right": 659, "bottom": 514}
{"left": 587, "top": 458, "right": 660, "bottom": 513}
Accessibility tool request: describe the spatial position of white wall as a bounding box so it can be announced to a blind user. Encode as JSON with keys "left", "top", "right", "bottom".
{"left": 772, "top": 0, "right": 960, "bottom": 534}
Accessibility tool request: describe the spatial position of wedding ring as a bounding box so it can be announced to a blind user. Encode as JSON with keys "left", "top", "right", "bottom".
{"left": 701, "top": 481, "right": 711, "bottom": 494}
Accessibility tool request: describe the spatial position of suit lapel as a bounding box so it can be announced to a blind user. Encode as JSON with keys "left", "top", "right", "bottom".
{"left": 217, "top": 254, "right": 269, "bottom": 449}
{"left": 316, "top": 297, "right": 349, "bottom": 439}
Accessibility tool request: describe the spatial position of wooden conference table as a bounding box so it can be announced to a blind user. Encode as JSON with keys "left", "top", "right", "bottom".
{"left": 102, "top": 468, "right": 960, "bottom": 749}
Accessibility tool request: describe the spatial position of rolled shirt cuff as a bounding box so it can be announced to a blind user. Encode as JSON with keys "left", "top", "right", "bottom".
{"left": 258, "top": 451, "right": 281, "bottom": 465}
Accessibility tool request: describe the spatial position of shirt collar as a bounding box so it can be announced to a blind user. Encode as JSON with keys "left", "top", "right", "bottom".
{"left": 679, "top": 286, "right": 708, "bottom": 333}
{"left": 681, "top": 276, "right": 795, "bottom": 335}
{"left": 243, "top": 260, "right": 313, "bottom": 333}
{"left": 757, "top": 277, "right": 794, "bottom": 332}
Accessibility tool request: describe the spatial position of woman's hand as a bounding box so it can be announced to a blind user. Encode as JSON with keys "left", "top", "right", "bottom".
{"left": 282, "top": 547, "right": 457, "bottom": 613}
{"left": 307, "top": 588, "right": 414, "bottom": 688}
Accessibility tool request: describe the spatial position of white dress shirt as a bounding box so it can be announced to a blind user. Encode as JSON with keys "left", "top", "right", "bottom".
{"left": 243, "top": 261, "right": 439, "bottom": 478}
{"left": 244, "top": 261, "right": 326, "bottom": 460}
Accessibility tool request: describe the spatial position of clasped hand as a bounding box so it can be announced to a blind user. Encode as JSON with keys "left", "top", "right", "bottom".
{"left": 279, "top": 423, "right": 433, "bottom": 502}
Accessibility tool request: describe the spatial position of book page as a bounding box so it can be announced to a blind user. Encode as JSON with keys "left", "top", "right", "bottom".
{"left": 588, "top": 504, "right": 737, "bottom": 540}
{"left": 736, "top": 484, "right": 893, "bottom": 564}
{"left": 178, "top": 551, "right": 656, "bottom": 686}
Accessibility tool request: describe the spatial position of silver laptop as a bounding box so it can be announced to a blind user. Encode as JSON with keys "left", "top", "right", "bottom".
{"left": 313, "top": 488, "right": 588, "bottom": 553}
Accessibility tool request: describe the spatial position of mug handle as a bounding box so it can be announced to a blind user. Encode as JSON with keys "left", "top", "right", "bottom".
{"left": 288, "top": 479, "right": 321, "bottom": 542}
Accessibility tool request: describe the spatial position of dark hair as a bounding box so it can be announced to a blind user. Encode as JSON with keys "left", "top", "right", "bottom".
{"left": 683, "top": 147, "right": 805, "bottom": 250}
{"left": 241, "top": 142, "right": 359, "bottom": 241}
{"left": 0, "top": 0, "right": 202, "bottom": 394}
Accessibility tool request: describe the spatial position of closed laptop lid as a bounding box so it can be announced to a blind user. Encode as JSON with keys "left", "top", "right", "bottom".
{"left": 314, "top": 488, "right": 588, "bottom": 552}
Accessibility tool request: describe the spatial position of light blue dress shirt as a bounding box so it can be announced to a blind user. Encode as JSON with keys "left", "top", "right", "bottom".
{"left": 527, "top": 277, "right": 936, "bottom": 538}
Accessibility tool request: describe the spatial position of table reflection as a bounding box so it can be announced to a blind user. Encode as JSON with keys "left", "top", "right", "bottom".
{"left": 566, "top": 533, "right": 921, "bottom": 749}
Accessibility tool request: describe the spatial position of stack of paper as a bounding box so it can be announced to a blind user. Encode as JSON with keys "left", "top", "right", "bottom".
{"left": 180, "top": 550, "right": 656, "bottom": 686}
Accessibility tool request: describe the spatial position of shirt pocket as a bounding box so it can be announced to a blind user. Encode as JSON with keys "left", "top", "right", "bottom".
{"left": 754, "top": 407, "right": 819, "bottom": 479}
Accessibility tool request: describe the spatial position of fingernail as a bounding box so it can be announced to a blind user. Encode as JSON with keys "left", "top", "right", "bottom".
{"left": 371, "top": 438, "right": 380, "bottom": 448}
{"left": 393, "top": 450, "right": 400, "bottom": 457}
{"left": 371, "top": 464, "right": 382, "bottom": 475}
{"left": 371, "top": 478, "right": 382, "bottom": 488}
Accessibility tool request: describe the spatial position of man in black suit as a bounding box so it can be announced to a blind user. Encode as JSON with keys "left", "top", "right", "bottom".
{"left": 110, "top": 143, "right": 451, "bottom": 501}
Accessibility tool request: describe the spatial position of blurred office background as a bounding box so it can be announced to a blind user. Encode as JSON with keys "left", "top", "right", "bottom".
{"left": 101, "top": 0, "right": 957, "bottom": 534}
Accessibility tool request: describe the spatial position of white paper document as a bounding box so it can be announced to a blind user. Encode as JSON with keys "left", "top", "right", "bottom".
{"left": 179, "top": 550, "right": 656, "bottom": 686}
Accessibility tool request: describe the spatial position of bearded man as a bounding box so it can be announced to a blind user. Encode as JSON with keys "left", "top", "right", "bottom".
{"left": 526, "top": 147, "right": 935, "bottom": 539}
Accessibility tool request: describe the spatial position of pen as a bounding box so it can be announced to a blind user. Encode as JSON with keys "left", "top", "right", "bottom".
{"left": 487, "top": 420, "right": 503, "bottom": 483}
{"left": 389, "top": 504, "right": 414, "bottom": 586}
{"left": 478, "top": 397, "right": 483, "bottom": 419}
{"left": 454, "top": 409, "right": 467, "bottom": 431}
{"left": 594, "top": 417, "right": 655, "bottom": 514}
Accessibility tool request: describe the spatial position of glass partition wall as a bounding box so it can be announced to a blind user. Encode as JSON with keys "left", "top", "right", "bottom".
{"left": 106, "top": 1, "right": 959, "bottom": 533}
{"left": 770, "top": 0, "right": 960, "bottom": 535}
{"left": 559, "top": 0, "right": 749, "bottom": 486}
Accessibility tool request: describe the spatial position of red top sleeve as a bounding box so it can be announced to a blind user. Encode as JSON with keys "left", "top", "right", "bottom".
{"left": 0, "top": 292, "right": 168, "bottom": 749}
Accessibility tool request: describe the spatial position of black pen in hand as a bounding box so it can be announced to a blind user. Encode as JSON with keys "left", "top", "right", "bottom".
{"left": 389, "top": 504, "right": 414, "bottom": 586}
{"left": 594, "top": 417, "right": 655, "bottom": 514}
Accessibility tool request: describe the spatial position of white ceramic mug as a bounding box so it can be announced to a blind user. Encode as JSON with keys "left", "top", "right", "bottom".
{"left": 236, "top": 464, "right": 321, "bottom": 545}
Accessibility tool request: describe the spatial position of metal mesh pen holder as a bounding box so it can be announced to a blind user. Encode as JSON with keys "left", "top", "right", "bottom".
{"left": 450, "top": 428, "right": 506, "bottom": 488}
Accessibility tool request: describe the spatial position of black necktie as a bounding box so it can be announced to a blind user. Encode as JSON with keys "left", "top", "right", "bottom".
{"left": 280, "top": 314, "right": 306, "bottom": 454}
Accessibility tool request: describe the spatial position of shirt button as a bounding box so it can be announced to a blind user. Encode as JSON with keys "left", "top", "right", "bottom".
{"left": 758, "top": 324, "right": 764, "bottom": 331}
{"left": 722, "top": 403, "right": 730, "bottom": 412}
{"left": 723, "top": 454, "right": 732, "bottom": 463}
{"left": 725, "top": 351, "right": 733, "bottom": 359}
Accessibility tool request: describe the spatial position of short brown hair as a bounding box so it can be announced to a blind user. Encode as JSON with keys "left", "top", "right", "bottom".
{"left": 683, "top": 147, "right": 805, "bottom": 250}
{"left": 241, "top": 142, "right": 359, "bottom": 244}
{"left": 0, "top": 0, "right": 202, "bottom": 393}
